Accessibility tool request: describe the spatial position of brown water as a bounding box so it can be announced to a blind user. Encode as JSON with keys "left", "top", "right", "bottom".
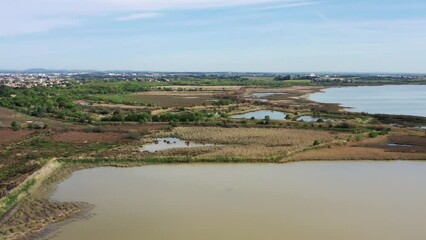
{"left": 50, "top": 162, "right": 426, "bottom": 240}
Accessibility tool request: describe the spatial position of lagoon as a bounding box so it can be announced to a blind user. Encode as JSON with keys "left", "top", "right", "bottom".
{"left": 310, "top": 85, "right": 426, "bottom": 116}
{"left": 50, "top": 162, "right": 426, "bottom": 240}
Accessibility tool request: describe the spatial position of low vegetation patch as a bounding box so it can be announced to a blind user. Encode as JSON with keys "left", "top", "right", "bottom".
{"left": 168, "top": 126, "right": 346, "bottom": 147}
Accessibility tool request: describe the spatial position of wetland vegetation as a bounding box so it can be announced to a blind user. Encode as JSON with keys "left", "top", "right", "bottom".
{"left": 0, "top": 77, "right": 425, "bottom": 239}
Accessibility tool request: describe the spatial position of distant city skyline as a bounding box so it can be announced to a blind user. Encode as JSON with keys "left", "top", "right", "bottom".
{"left": 1, "top": 0, "right": 425, "bottom": 73}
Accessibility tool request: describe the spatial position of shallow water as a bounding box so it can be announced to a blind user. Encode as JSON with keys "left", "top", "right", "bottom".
{"left": 297, "top": 115, "right": 331, "bottom": 122}
{"left": 247, "top": 92, "right": 287, "bottom": 102}
{"left": 139, "top": 138, "right": 210, "bottom": 152}
{"left": 51, "top": 162, "right": 426, "bottom": 240}
{"left": 310, "top": 85, "right": 426, "bottom": 116}
{"left": 249, "top": 92, "right": 286, "bottom": 98}
{"left": 387, "top": 143, "right": 412, "bottom": 147}
{"left": 230, "top": 110, "right": 287, "bottom": 120}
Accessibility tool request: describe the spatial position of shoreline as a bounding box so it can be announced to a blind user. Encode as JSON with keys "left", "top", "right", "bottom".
{"left": 3, "top": 158, "right": 426, "bottom": 240}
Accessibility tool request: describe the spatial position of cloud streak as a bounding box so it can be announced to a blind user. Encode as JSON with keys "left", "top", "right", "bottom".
{"left": 115, "top": 12, "right": 163, "bottom": 21}
{"left": 256, "top": 1, "right": 320, "bottom": 10}
{"left": 0, "top": 0, "right": 305, "bottom": 36}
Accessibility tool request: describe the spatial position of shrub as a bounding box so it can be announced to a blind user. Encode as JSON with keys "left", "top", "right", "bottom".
{"left": 313, "top": 140, "right": 321, "bottom": 146}
{"left": 11, "top": 121, "right": 20, "bottom": 131}
{"left": 28, "top": 121, "right": 46, "bottom": 129}
{"left": 368, "top": 131, "right": 378, "bottom": 138}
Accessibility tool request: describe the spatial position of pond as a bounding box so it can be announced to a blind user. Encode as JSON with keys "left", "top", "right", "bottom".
{"left": 139, "top": 138, "right": 211, "bottom": 152}
{"left": 49, "top": 162, "right": 426, "bottom": 240}
{"left": 309, "top": 85, "right": 426, "bottom": 116}
{"left": 387, "top": 143, "right": 413, "bottom": 147}
{"left": 296, "top": 116, "right": 331, "bottom": 122}
{"left": 230, "top": 110, "right": 287, "bottom": 120}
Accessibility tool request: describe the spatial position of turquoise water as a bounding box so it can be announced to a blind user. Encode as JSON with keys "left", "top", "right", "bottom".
{"left": 310, "top": 85, "right": 426, "bottom": 116}
{"left": 230, "top": 110, "right": 287, "bottom": 120}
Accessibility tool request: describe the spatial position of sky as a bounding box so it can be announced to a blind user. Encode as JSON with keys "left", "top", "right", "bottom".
{"left": 0, "top": 0, "right": 425, "bottom": 73}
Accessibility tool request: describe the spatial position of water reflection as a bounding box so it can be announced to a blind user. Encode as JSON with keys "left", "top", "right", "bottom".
{"left": 231, "top": 110, "right": 287, "bottom": 120}
{"left": 139, "top": 137, "right": 211, "bottom": 152}
{"left": 51, "top": 162, "right": 426, "bottom": 240}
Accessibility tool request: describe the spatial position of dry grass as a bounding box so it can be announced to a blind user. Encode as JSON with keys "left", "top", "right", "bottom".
{"left": 288, "top": 146, "right": 426, "bottom": 161}
{"left": 162, "top": 126, "right": 348, "bottom": 159}
{"left": 169, "top": 126, "right": 345, "bottom": 147}
{"left": 196, "top": 146, "right": 287, "bottom": 159}
{"left": 289, "top": 133, "right": 426, "bottom": 161}
{"left": 160, "top": 86, "right": 242, "bottom": 91}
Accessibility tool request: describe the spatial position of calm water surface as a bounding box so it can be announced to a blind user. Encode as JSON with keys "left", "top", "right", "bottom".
{"left": 139, "top": 138, "right": 211, "bottom": 152}
{"left": 50, "top": 162, "right": 426, "bottom": 240}
{"left": 231, "top": 110, "right": 287, "bottom": 120}
{"left": 310, "top": 85, "right": 426, "bottom": 116}
{"left": 297, "top": 116, "right": 331, "bottom": 122}
{"left": 249, "top": 92, "right": 286, "bottom": 98}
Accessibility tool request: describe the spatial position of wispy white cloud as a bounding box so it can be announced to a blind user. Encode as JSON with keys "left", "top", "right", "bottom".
{"left": 256, "top": 1, "right": 320, "bottom": 10}
{"left": 116, "top": 12, "right": 163, "bottom": 21}
{"left": 0, "top": 0, "right": 300, "bottom": 36}
{"left": 0, "top": 16, "right": 78, "bottom": 37}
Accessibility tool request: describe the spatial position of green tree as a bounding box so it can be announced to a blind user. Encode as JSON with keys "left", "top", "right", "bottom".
{"left": 264, "top": 115, "right": 271, "bottom": 124}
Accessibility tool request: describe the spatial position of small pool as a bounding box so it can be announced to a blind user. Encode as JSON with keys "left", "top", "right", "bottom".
{"left": 231, "top": 110, "right": 287, "bottom": 120}
{"left": 139, "top": 138, "right": 211, "bottom": 152}
{"left": 297, "top": 116, "right": 331, "bottom": 122}
{"left": 387, "top": 143, "right": 413, "bottom": 147}
{"left": 249, "top": 92, "right": 286, "bottom": 98}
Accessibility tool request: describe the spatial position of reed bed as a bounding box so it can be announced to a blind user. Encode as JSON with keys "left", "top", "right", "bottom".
{"left": 195, "top": 145, "right": 286, "bottom": 160}
{"left": 162, "top": 126, "right": 349, "bottom": 160}
{"left": 169, "top": 127, "right": 346, "bottom": 147}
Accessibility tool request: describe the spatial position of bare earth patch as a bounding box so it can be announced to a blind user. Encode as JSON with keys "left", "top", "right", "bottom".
{"left": 0, "top": 130, "right": 33, "bottom": 145}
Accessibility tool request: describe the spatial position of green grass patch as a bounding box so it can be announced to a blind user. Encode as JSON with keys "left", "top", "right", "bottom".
{"left": 0, "top": 179, "right": 36, "bottom": 217}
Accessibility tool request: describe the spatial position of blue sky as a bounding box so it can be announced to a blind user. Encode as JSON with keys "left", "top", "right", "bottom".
{"left": 1, "top": 0, "right": 425, "bottom": 72}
